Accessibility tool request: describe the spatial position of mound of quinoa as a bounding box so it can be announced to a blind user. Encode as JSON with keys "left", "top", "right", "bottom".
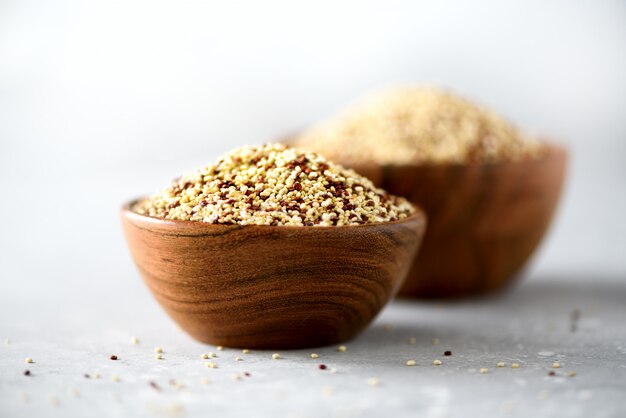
{"left": 295, "top": 86, "right": 543, "bottom": 165}
{"left": 132, "top": 144, "right": 415, "bottom": 226}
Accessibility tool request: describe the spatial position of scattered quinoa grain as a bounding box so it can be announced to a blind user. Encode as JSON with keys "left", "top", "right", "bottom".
{"left": 111, "top": 374, "right": 120, "bottom": 382}
{"left": 23, "top": 370, "right": 31, "bottom": 376}
{"left": 242, "top": 349, "right": 250, "bottom": 354}
{"left": 25, "top": 358, "right": 33, "bottom": 364}
{"left": 200, "top": 353, "right": 209, "bottom": 359}
{"left": 244, "top": 372, "right": 251, "bottom": 377}
{"left": 132, "top": 144, "right": 414, "bottom": 226}
{"left": 310, "top": 353, "right": 319, "bottom": 359}
{"left": 18, "top": 391, "right": 28, "bottom": 403}
{"left": 47, "top": 395, "right": 60, "bottom": 406}
{"left": 235, "top": 356, "right": 243, "bottom": 361}
{"left": 337, "top": 345, "right": 347, "bottom": 352}
{"left": 511, "top": 363, "right": 520, "bottom": 369}
{"left": 406, "top": 360, "right": 416, "bottom": 366}
{"left": 444, "top": 350, "right": 452, "bottom": 356}
{"left": 552, "top": 362, "right": 561, "bottom": 369}
{"left": 480, "top": 368, "right": 489, "bottom": 374}
{"left": 330, "top": 368, "right": 337, "bottom": 374}
{"left": 216, "top": 346, "right": 224, "bottom": 351}
{"left": 154, "top": 347, "right": 163, "bottom": 354}
{"left": 130, "top": 337, "right": 140, "bottom": 345}
{"left": 92, "top": 373, "right": 101, "bottom": 379}
{"left": 110, "top": 355, "right": 118, "bottom": 361}
{"left": 231, "top": 374, "right": 242, "bottom": 381}
{"left": 155, "top": 353, "right": 163, "bottom": 360}
{"left": 548, "top": 371, "right": 556, "bottom": 376}
{"left": 208, "top": 352, "right": 218, "bottom": 358}
{"left": 568, "top": 371, "right": 577, "bottom": 377}
{"left": 319, "top": 364, "right": 328, "bottom": 370}
{"left": 205, "top": 362, "right": 217, "bottom": 369}
{"left": 272, "top": 353, "right": 281, "bottom": 360}
{"left": 367, "top": 378, "right": 380, "bottom": 386}
{"left": 433, "top": 360, "right": 442, "bottom": 366}
{"left": 497, "top": 362, "right": 506, "bottom": 368}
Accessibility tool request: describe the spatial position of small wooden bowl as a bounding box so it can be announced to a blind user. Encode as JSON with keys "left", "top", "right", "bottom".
{"left": 120, "top": 204, "right": 427, "bottom": 349}
{"left": 345, "top": 144, "right": 568, "bottom": 298}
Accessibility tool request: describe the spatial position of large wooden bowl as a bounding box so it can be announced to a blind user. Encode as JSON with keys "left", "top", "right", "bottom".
{"left": 121, "top": 204, "right": 427, "bottom": 349}
{"left": 345, "top": 144, "right": 568, "bottom": 298}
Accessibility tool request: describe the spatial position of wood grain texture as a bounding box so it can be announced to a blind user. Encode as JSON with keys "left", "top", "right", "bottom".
{"left": 345, "top": 144, "right": 568, "bottom": 298}
{"left": 121, "top": 206, "right": 427, "bottom": 349}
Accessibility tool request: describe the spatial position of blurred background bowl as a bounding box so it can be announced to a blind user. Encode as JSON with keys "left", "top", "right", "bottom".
{"left": 121, "top": 202, "right": 427, "bottom": 348}
{"left": 347, "top": 144, "right": 568, "bottom": 298}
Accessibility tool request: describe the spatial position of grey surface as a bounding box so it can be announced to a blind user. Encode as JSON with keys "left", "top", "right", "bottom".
{"left": 1, "top": 274, "right": 625, "bottom": 418}
{"left": 1, "top": 1, "right": 626, "bottom": 417}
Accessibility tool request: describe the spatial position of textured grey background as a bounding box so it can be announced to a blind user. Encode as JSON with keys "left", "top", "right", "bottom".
{"left": 0, "top": 1, "right": 625, "bottom": 417}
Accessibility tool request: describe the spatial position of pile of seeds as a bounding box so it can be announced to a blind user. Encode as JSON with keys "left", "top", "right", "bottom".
{"left": 132, "top": 143, "right": 414, "bottom": 226}
{"left": 295, "top": 86, "right": 543, "bottom": 165}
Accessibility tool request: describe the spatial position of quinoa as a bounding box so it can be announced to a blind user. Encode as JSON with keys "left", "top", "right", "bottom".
{"left": 132, "top": 143, "right": 414, "bottom": 226}
{"left": 295, "top": 86, "right": 543, "bottom": 165}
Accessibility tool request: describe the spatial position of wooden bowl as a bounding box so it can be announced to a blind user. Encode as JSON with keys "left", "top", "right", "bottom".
{"left": 120, "top": 204, "right": 427, "bottom": 349}
{"left": 344, "top": 144, "right": 568, "bottom": 299}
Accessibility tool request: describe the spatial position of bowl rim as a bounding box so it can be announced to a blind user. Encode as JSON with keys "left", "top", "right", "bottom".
{"left": 289, "top": 141, "right": 568, "bottom": 170}
{"left": 121, "top": 199, "right": 427, "bottom": 231}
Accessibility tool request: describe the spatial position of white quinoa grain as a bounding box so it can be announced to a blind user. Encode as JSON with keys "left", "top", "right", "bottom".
{"left": 295, "top": 86, "right": 543, "bottom": 165}
{"left": 242, "top": 349, "right": 250, "bottom": 354}
{"left": 480, "top": 368, "right": 489, "bottom": 374}
{"left": 511, "top": 363, "right": 520, "bottom": 369}
{"left": 272, "top": 353, "right": 281, "bottom": 360}
{"left": 130, "top": 337, "right": 140, "bottom": 345}
{"left": 337, "top": 345, "right": 347, "bottom": 352}
{"left": 24, "top": 358, "right": 33, "bottom": 364}
{"left": 310, "top": 353, "right": 319, "bottom": 359}
{"left": 552, "top": 362, "right": 561, "bottom": 369}
{"left": 200, "top": 353, "right": 209, "bottom": 360}
{"left": 497, "top": 362, "right": 506, "bottom": 368}
{"left": 205, "top": 361, "right": 217, "bottom": 369}
{"left": 154, "top": 347, "right": 163, "bottom": 354}
{"left": 155, "top": 354, "right": 163, "bottom": 360}
{"left": 433, "top": 359, "right": 442, "bottom": 366}
{"left": 406, "top": 360, "right": 416, "bottom": 366}
{"left": 367, "top": 378, "right": 380, "bottom": 386}
{"left": 132, "top": 144, "right": 414, "bottom": 226}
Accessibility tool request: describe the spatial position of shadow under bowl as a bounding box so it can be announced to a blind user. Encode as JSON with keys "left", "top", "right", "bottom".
{"left": 346, "top": 144, "right": 568, "bottom": 299}
{"left": 120, "top": 204, "right": 427, "bottom": 349}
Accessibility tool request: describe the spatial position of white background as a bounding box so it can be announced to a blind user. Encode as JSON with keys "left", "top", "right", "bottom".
{"left": 1, "top": 1, "right": 625, "bottom": 417}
